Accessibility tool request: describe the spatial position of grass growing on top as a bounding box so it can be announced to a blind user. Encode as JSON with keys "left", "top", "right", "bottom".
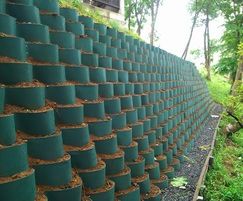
{"left": 200, "top": 71, "right": 243, "bottom": 201}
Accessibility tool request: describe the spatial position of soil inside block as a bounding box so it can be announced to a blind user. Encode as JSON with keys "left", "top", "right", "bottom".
{"left": 132, "top": 172, "right": 151, "bottom": 194}
{"left": 99, "top": 149, "right": 125, "bottom": 175}
{"left": 60, "top": 123, "right": 90, "bottom": 147}
{"left": 14, "top": 107, "right": 56, "bottom": 135}
{"left": 116, "top": 184, "right": 140, "bottom": 201}
{"left": 40, "top": 173, "right": 82, "bottom": 201}
{"left": 0, "top": 114, "right": 16, "bottom": 146}
{"left": 141, "top": 184, "right": 161, "bottom": 201}
{"left": 0, "top": 140, "right": 29, "bottom": 177}
{"left": 30, "top": 154, "right": 73, "bottom": 186}
{"left": 65, "top": 142, "right": 98, "bottom": 169}
{"left": 18, "top": 131, "right": 64, "bottom": 160}
{"left": 0, "top": 169, "right": 36, "bottom": 201}
{"left": 91, "top": 133, "right": 118, "bottom": 154}
{"left": 126, "top": 155, "right": 145, "bottom": 177}
{"left": 77, "top": 159, "right": 106, "bottom": 189}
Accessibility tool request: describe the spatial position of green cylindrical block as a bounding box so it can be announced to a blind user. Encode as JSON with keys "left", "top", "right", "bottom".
{"left": 93, "top": 134, "right": 118, "bottom": 154}
{"left": 0, "top": 142, "right": 28, "bottom": 177}
{"left": 151, "top": 142, "right": 163, "bottom": 156}
{"left": 75, "top": 84, "right": 98, "bottom": 100}
{"left": 0, "top": 36, "right": 26, "bottom": 61}
{"left": 106, "top": 46, "right": 117, "bottom": 58}
{"left": 130, "top": 122, "right": 143, "bottom": 138}
{"left": 66, "top": 66, "right": 90, "bottom": 83}
{"left": 79, "top": 16, "right": 94, "bottom": 29}
{"left": 99, "top": 56, "right": 112, "bottom": 68}
{"left": 89, "top": 67, "right": 106, "bottom": 83}
{"left": 132, "top": 173, "right": 150, "bottom": 193}
{"left": 104, "top": 97, "right": 121, "bottom": 114}
{"left": 120, "top": 96, "right": 133, "bottom": 110}
{"left": 55, "top": 104, "right": 84, "bottom": 124}
{"left": 117, "top": 48, "right": 127, "bottom": 60}
{"left": 121, "top": 41, "right": 130, "bottom": 52}
{"left": 33, "top": 65, "right": 66, "bottom": 84}
{"left": 83, "top": 101, "right": 105, "bottom": 119}
{"left": 46, "top": 84, "right": 76, "bottom": 105}
{"left": 15, "top": 108, "right": 55, "bottom": 135}
{"left": 0, "top": 169, "right": 36, "bottom": 201}
{"left": 171, "top": 158, "right": 181, "bottom": 171}
{"left": 137, "top": 107, "right": 146, "bottom": 120}
{"left": 0, "top": 0, "right": 5, "bottom": 13}
{"left": 113, "top": 83, "right": 125, "bottom": 96}
{"left": 102, "top": 151, "right": 124, "bottom": 175}
{"left": 69, "top": 144, "right": 98, "bottom": 169}
{"left": 116, "top": 127, "right": 132, "bottom": 146}
{"left": 111, "top": 39, "right": 121, "bottom": 48}
{"left": 117, "top": 31, "right": 125, "bottom": 40}
{"left": 94, "top": 23, "right": 107, "bottom": 35}
{"left": 17, "top": 23, "right": 49, "bottom": 43}
{"left": 33, "top": 0, "right": 59, "bottom": 14}
{"left": 0, "top": 114, "right": 16, "bottom": 146}
{"left": 109, "top": 167, "right": 131, "bottom": 191}
{"left": 152, "top": 175, "right": 169, "bottom": 189}
{"left": 125, "top": 83, "right": 134, "bottom": 95}
{"left": 78, "top": 160, "right": 106, "bottom": 189}
{"left": 162, "top": 166, "right": 175, "bottom": 179}
{"left": 7, "top": 3, "right": 40, "bottom": 23}
{"left": 156, "top": 155, "right": 167, "bottom": 170}
{"left": 88, "top": 180, "right": 115, "bottom": 201}
{"left": 0, "top": 13, "right": 16, "bottom": 35}
{"left": 33, "top": 155, "right": 72, "bottom": 186}
{"left": 99, "top": 35, "right": 111, "bottom": 46}
{"left": 59, "top": 48, "right": 81, "bottom": 65}
{"left": 164, "top": 149, "right": 173, "bottom": 164}
{"left": 93, "top": 42, "right": 106, "bottom": 56}
{"left": 134, "top": 136, "right": 149, "bottom": 152}
{"left": 26, "top": 132, "right": 64, "bottom": 160}
{"left": 0, "top": 86, "right": 5, "bottom": 112}
{"left": 140, "top": 148, "right": 155, "bottom": 165}
{"left": 85, "top": 29, "right": 99, "bottom": 41}
{"left": 146, "top": 130, "right": 156, "bottom": 145}
{"left": 0, "top": 62, "right": 33, "bottom": 85}
{"left": 134, "top": 83, "right": 143, "bottom": 94}
{"left": 110, "top": 112, "right": 126, "bottom": 130}
{"left": 121, "top": 141, "right": 138, "bottom": 162}
{"left": 118, "top": 71, "right": 128, "bottom": 83}
{"left": 88, "top": 118, "right": 112, "bottom": 137}
{"left": 60, "top": 8, "right": 78, "bottom": 22}
{"left": 40, "top": 14, "right": 65, "bottom": 31}
{"left": 27, "top": 42, "right": 58, "bottom": 63}
{"left": 66, "top": 22, "right": 84, "bottom": 36}
{"left": 6, "top": 85, "right": 45, "bottom": 109}
{"left": 142, "top": 119, "right": 151, "bottom": 132}
{"left": 81, "top": 53, "right": 98, "bottom": 67}
{"left": 50, "top": 31, "right": 75, "bottom": 48}
{"left": 125, "top": 109, "right": 138, "bottom": 124}
{"left": 106, "top": 69, "right": 118, "bottom": 82}
{"left": 99, "top": 83, "right": 114, "bottom": 98}
{"left": 61, "top": 124, "right": 90, "bottom": 147}
{"left": 146, "top": 163, "right": 160, "bottom": 179}
{"left": 127, "top": 156, "right": 145, "bottom": 177}
{"left": 107, "top": 27, "right": 117, "bottom": 38}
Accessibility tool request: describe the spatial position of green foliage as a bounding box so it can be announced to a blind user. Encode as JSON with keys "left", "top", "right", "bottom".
{"left": 203, "top": 73, "right": 243, "bottom": 201}
{"left": 171, "top": 177, "right": 188, "bottom": 188}
{"left": 58, "top": 0, "right": 141, "bottom": 39}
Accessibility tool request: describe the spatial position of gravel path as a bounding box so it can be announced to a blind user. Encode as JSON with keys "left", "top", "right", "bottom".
{"left": 161, "top": 104, "right": 222, "bottom": 201}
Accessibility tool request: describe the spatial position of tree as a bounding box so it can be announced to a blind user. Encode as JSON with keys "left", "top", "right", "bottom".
{"left": 124, "top": 0, "right": 150, "bottom": 35}
{"left": 149, "top": 0, "right": 163, "bottom": 45}
{"left": 213, "top": 0, "right": 243, "bottom": 92}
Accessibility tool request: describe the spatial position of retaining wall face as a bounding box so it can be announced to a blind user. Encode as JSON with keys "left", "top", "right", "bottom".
{"left": 0, "top": 0, "right": 214, "bottom": 201}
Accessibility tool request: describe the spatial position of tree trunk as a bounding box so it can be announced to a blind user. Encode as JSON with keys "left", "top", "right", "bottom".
{"left": 204, "top": 5, "right": 211, "bottom": 81}
{"left": 150, "top": 0, "right": 161, "bottom": 46}
{"left": 231, "top": 56, "right": 243, "bottom": 95}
